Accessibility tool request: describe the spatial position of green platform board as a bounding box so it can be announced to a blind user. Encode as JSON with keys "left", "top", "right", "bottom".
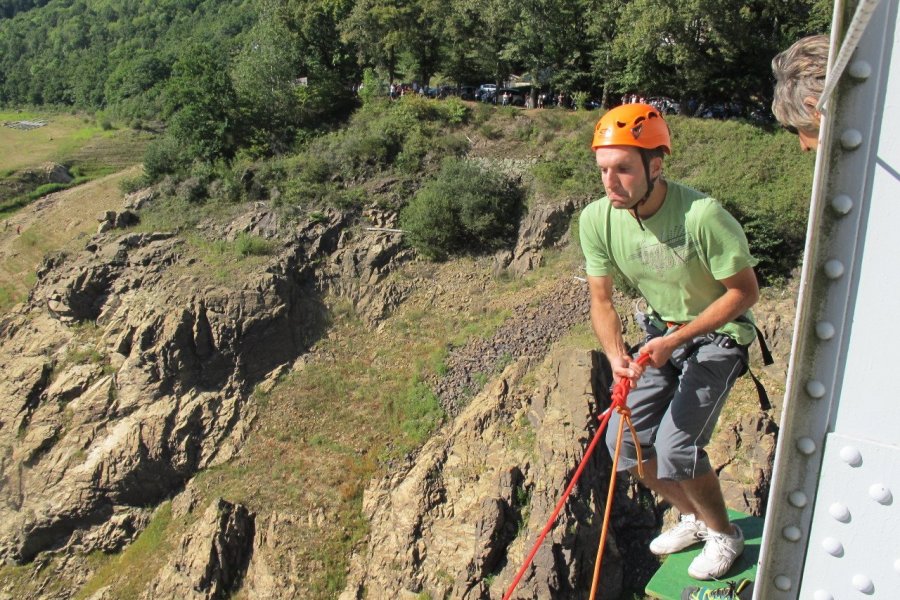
{"left": 645, "top": 510, "right": 763, "bottom": 599}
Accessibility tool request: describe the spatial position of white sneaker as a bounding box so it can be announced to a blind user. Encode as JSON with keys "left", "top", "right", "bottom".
{"left": 649, "top": 514, "right": 708, "bottom": 556}
{"left": 688, "top": 524, "right": 745, "bottom": 580}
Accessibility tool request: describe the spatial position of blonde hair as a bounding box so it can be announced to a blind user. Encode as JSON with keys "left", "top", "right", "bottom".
{"left": 772, "top": 34, "right": 829, "bottom": 132}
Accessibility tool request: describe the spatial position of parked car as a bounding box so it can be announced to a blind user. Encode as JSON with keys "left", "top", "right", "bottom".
{"left": 647, "top": 96, "right": 680, "bottom": 115}
{"left": 476, "top": 83, "right": 497, "bottom": 102}
{"left": 458, "top": 85, "right": 477, "bottom": 100}
{"left": 496, "top": 88, "right": 526, "bottom": 107}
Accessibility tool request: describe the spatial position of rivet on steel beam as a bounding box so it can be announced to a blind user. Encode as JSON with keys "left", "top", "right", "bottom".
{"left": 829, "top": 502, "right": 851, "bottom": 523}
{"left": 831, "top": 194, "right": 854, "bottom": 215}
{"left": 806, "top": 380, "right": 826, "bottom": 399}
{"left": 852, "top": 574, "right": 874, "bottom": 594}
{"left": 774, "top": 575, "right": 792, "bottom": 591}
{"left": 839, "top": 445, "right": 862, "bottom": 466}
{"left": 841, "top": 129, "right": 863, "bottom": 150}
{"left": 868, "top": 483, "right": 892, "bottom": 505}
{"left": 816, "top": 321, "right": 836, "bottom": 340}
{"left": 797, "top": 437, "right": 817, "bottom": 455}
{"left": 849, "top": 60, "right": 872, "bottom": 80}
{"left": 822, "top": 537, "right": 844, "bottom": 557}
{"left": 823, "top": 259, "right": 845, "bottom": 279}
{"left": 789, "top": 490, "right": 809, "bottom": 508}
{"left": 814, "top": 591, "right": 834, "bottom": 600}
{"left": 783, "top": 525, "right": 802, "bottom": 541}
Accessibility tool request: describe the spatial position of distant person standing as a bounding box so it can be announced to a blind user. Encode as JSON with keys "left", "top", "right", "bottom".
{"left": 772, "top": 34, "right": 830, "bottom": 152}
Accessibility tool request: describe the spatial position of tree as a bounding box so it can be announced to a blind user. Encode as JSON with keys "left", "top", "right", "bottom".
{"left": 340, "top": 0, "right": 412, "bottom": 82}
{"left": 459, "top": 0, "right": 518, "bottom": 88}
{"left": 509, "top": 0, "right": 594, "bottom": 104}
{"left": 585, "top": 0, "right": 629, "bottom": 107}
{"left": 286, "top": 0, "right": 358, "bottom": 122}
{"left": 163, "top": 43, "right": 239, "bottom": 163}
{"left": 401, "top": 0, "right": 447, "bottom": 86}
{"left": 232, "top": 3, "right": 303, "bottom": 155}
{"left": 612, "top": 0, "right": 825, "bottom": 111}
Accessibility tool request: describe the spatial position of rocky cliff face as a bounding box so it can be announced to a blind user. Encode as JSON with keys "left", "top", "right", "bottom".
{"left": 0, "top": 186, "right": 790, "bottom": 599}
{"left": 341, "top": 348, "right": 626, "bottom": 600}
{"left": 0, "top": 202, "right": 412, "bottom": 567}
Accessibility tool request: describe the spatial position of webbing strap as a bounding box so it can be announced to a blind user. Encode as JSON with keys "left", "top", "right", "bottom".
{"left": 746, "top": 366, "right": 772, "bottom": 411}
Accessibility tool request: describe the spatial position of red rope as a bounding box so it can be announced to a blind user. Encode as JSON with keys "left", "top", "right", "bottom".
{"left": 502, "top": 354, "right": 649, "bottom": 600}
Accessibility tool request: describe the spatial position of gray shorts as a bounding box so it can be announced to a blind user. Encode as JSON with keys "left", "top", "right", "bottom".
{"left": 605, "top": 325, "right": 748, "bottom": 481}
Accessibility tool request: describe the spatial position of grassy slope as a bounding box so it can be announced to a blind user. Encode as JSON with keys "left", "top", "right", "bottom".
{"left": 0, "top": 111, "right": 150, "bottom": 176}
{"left": 0, "top": 105, "right": 809, "bottom": 599}
{"left": 0, "top": 110, "right": 152, "bottom": 312}
{"left": 0, "top": 166, "right": 143, "bottom": 312}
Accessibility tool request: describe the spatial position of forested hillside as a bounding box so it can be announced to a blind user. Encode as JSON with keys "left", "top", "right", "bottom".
{"left": 2, "top": 0, "right": 832, "bottom": 162}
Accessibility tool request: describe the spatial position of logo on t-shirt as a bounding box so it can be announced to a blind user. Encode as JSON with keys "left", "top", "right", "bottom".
{"left": 628, "top": 228, "right": 699, "bottom": 273}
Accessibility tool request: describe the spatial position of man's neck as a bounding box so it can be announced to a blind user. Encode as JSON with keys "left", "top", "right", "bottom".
{"left": 635, "top": 178, "right": 668, "bottom": 220}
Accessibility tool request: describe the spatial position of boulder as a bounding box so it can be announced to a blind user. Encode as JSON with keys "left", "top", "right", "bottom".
{"left": 142, "top": 499, "right": 255, "bottom": 600}
{"left": 496, "top": 200, "right": 581, "bottom": 277}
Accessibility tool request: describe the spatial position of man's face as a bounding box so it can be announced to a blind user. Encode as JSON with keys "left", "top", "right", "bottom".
{"left": 595, "top": 146, "right": 650, "bottom": 210}
{"left": 797, "top": 127, "right": 819, "bottom": 152}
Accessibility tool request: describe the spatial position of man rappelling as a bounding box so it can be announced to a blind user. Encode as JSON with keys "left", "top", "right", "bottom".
{"left": 579, "top": 103, "right": 760, "bottom": 581}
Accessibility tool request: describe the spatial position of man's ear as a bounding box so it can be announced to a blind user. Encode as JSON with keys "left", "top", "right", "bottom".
{"left": 650, "top": 156, "right": 664, "bottom": 180}
{"left": 804, "top": 95, "right": 822, "bottom": 122}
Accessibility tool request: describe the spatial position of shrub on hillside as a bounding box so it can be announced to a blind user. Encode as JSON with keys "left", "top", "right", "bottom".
{"left": 664, "top": 116, "right": 814, "bottom": 284}
{"left": 401, "top": 159, "right": 524, "bottom": 261}
{"left": 143, "top": 136, "right": 187, "bottom": 181}
{"left": 532, "top": 135, "right": 599, "bottom": 199}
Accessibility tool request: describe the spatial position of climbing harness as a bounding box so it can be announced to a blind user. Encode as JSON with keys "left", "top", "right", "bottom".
{"left": 502, "top": 354, "right": 650, "bottom": 600}
{"left": 649, "top": 312, "right": 774, "bottom": 411}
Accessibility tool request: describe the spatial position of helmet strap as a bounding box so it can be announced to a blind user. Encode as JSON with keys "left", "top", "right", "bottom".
{"left": 631, "top": 150, "right": 656, "bottom": 231}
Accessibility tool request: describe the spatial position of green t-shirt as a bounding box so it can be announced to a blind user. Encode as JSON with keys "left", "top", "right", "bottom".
{"left": 579, "top": 180, "right": 758, "bottom": 345}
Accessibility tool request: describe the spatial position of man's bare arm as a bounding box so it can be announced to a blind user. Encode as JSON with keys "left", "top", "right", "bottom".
{"left": 587, "top": 275, "right": 641, "bottom": 381}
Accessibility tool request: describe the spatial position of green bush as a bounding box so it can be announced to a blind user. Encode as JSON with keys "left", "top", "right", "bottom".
{"left": 572, "top": 91, "right": 589, "bottom": 111}
{"left": 531, "top": 135, "right": 598, "bottom": 199}
{"left": 440, "top": 97, "right": 469, "bottom": 125}
{"left": 234, "top": 232, "right": 275, "bottom": 256}
{"left": 119, "top": 175, "right": 149, "bottom": 195}
{"left": 143, "top": 136, "right": 186, "bottom": 181}
{"left": 664, "top": 116, "right": 814, "bottom": 284}
{"left": 401, "top": 158, "right": 524, "bottom": 261}
{"left": 358, "top": 68, "right": 384, "bottom": 106}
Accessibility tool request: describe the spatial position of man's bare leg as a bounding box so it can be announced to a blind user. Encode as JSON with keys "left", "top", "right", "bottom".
{"left": 630, "top": 459, "right": 734, "bottom": 534}
{"left": 677, "top": 469, "right": 733, "bottom": 534}
{"left": 628, "top": 457, "right": 700, "bottom": 517}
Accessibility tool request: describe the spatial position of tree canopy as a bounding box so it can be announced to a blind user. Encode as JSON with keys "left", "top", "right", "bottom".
{"left": 0, "top": 0, "right": 832, "bottom": 161}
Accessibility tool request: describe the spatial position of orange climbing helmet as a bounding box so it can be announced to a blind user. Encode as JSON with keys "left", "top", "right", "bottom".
{"left": 591, "top": 103, "right": 671, "bottom": 154}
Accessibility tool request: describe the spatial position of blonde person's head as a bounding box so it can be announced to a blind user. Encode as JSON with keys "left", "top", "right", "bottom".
{"left": 772, "top": 34, "right": 829, "bottom": 133}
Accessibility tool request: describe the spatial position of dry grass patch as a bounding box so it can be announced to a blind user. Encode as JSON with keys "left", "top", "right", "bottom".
{"left": 0, "top": 167, "right": 141, "bottom": 313}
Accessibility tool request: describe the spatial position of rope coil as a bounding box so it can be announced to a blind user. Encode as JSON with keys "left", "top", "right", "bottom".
{"left": 503, "top": 354, "right": 650, "bottom": 600}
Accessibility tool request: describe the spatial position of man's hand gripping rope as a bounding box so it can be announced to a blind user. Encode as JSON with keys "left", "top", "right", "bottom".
{"left": 503, "top": 354, "right": 649, "bottom": 600}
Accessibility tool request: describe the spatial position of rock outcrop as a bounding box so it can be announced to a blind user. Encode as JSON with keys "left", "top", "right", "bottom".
{"left": 342, "top": 348, "right": 625, "bottom": 600}
{"left": 494, "top": 199, "right": 581, "bottom": 277}
{"left": 0, "top": 178, "right": 792, "bottom": 600}
{"left": 0, "top": 163, "right": 72, "bottom": 204}
{"left": 143, "top": 499, "right": 255, "bottom": 600}
{"left": 0, "top": 204, "right": 413, "bottom": 566}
